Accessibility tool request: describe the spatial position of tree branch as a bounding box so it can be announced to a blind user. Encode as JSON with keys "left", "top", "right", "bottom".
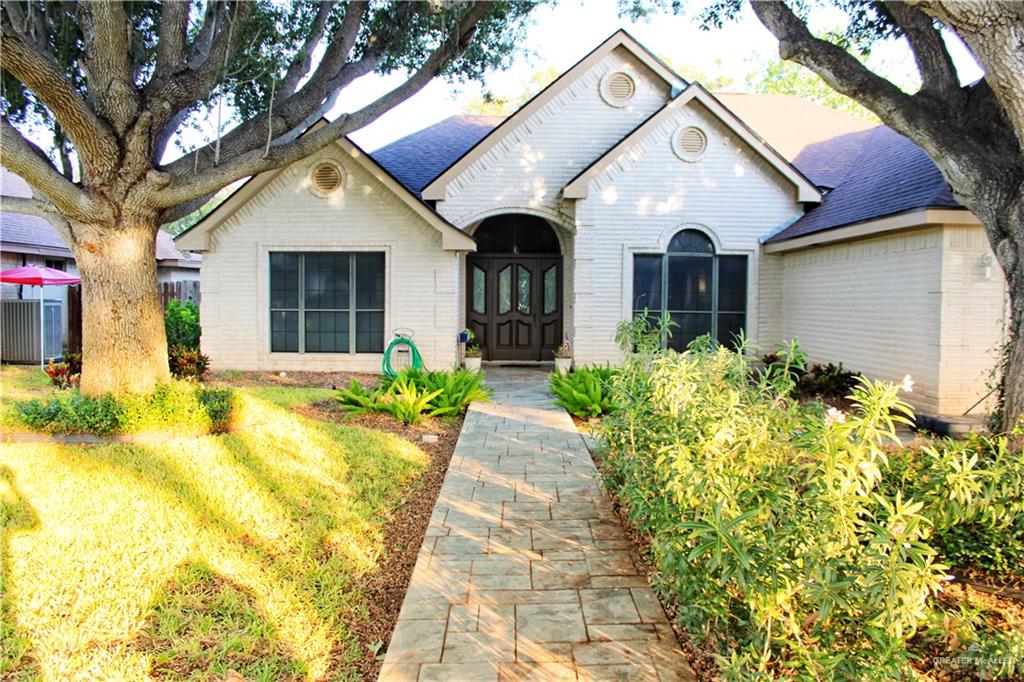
{"left": 152, "top": 2, "right": 492, "bottom": 209}
{"left": 79, "top": 0, "right": 139, "bottom": 134}
{"left": 885, "top": 2, "right": 962, "bottom": 101}
{"left": 1, "top": 196, "right": 72, "bottom": 240}
{"left": 909, "top": 1, "right": 1024, "bottom": 150}
{"left": 1, "top": 118, "right": 99, "bottom": 221}
{"left": 155, "top": 0, "right": 191, "bottom": 78}
{"left": 279, "top": 1, "right": 338, "bottom": 97}
{"left": 0, "top": 21, "right": 120, "bottom": 177}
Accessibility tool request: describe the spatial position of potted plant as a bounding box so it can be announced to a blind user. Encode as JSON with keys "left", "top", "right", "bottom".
{"left": 462, "top": 329, "right": 482, "bottom": 372}
{"left": 554, "top": 336, "right": 572, "bottom": 375}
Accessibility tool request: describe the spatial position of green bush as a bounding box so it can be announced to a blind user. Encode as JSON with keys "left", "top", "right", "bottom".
{"left": 597, "top": 333, "right": 1024, "bottom": 679}
{"left": 168, "top": 345, "right": 210, "bottom": 379}
{"left": 338, "top": 369, "right": 490, "bottom": 423}
{"left": 17, "top": 392, "right": 122, "bottom": 436}
{"left": 549, "top": 365, "right": 618, "bottom": 418}
{"left": 165, "top": 300, "right": 201, "bottom": 349}
{"left": 15, "top": 382, "right": 236, "bottom": 436}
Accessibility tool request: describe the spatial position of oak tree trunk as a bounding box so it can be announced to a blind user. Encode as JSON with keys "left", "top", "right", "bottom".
{"left": 71, "top": 217, "right": 171, "bottom": 395}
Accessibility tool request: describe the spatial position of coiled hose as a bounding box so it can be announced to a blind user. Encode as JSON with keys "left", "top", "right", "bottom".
{"left": 382, "top": 334, "right": 424, "bottom": 378}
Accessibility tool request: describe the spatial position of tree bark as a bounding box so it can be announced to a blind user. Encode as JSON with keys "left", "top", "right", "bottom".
{"left": 71, "top": 217, "right": 171, "bottom": 395}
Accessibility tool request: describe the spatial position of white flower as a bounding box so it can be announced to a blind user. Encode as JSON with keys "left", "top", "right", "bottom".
{"left": 825, "top": 406, "right": 847, "bottom": 427}
{"left": 900, "top": 374, "right": 914, "bottom": 393}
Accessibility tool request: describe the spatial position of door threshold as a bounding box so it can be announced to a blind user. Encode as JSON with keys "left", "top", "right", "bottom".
{"left": 482, "top": 360, "right": 554, "bottom": 367}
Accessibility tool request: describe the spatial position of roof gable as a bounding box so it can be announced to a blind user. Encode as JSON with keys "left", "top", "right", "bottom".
{"left": 420, "top": 29, "right": 687, "bottom": 201}
{"left": 175, "top": 120, "right": 476, "bottom": 252}
{"left": 562, "top": 84, "right": 822, "bottom": 203}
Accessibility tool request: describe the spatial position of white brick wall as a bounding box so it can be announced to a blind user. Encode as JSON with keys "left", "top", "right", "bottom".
{"left": 200, "top": 146, "right": 460, "bottom": 373}
{"left": 766, "top": 225, "right": 1006, "bottom": 416}
{"left": 938, "top": 226, "right": 1007, "bottom": 413}
{"left": 571, "top": 100, "right": 803, "bottom": 364}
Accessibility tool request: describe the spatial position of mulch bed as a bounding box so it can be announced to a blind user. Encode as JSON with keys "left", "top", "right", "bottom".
{"left": 209, "top": 370, "right": 377, "bottom": 389}
{"left": 319, "top": 407, "right": 463, "bottom": 680}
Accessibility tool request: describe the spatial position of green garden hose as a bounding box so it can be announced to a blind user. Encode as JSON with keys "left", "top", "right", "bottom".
{"left": 382, "top": 334, "right": 424, "bottom": 378}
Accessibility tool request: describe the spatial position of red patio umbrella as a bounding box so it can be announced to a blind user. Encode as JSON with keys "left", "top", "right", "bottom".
{"left": 0, "top": 265, "right": 81, "bottom": 368}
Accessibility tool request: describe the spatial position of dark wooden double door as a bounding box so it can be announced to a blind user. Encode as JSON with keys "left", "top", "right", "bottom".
{"left": 467, "top": 255, "right": 562, "bottom": 361}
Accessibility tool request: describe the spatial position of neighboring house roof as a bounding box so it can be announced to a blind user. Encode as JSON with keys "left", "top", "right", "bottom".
{"left": 419, "top": 29, "right": 687, "bottom": 201}
{"left": 175, "top": 120, "right": 477, "bottom": 252}
{"left": 712, "top": 93, "right": 875, "bottom": 165}
{"left": 562, "top": 84, "right": 822, "bottom": 202}
{"left": 766, "top": 126, "right": 963, "bottom": 244}
{"left": 372, "top": 115, "right": 504, "bottom": 194}
{"left": 1, "top": 167, "right": 199, "bottom": 266}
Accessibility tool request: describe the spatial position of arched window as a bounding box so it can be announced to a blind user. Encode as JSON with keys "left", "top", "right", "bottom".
{"left": 632, "top": 229, "right": 748, "bottom": 351}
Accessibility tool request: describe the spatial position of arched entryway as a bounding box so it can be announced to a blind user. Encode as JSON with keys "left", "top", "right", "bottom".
{"left": 466, "top": 214, "right": 563, "bottom": 361}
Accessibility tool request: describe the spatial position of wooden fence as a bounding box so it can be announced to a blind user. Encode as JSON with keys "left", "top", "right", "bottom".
{"left": 159, "top": 280, "right": 200, "bottom": 306}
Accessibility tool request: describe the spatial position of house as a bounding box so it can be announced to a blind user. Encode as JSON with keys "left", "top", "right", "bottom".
{"left": 1, "top": 167, "right": 201, "bottom": 351}
{"left": 176, "top": 30, "right": 1005, "bottom": 418}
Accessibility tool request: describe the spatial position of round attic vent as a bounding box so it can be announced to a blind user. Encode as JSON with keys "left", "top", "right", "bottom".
{"left": 600, "top": 71, "right": 636, "bottom": 107}
{"left": 672, "top": 126, "right": 708, "bottom": 162}
{"left": 310, "top": 161, "right": 343, "bottom": 195}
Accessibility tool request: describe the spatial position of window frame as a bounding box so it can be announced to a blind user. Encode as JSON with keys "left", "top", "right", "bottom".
{"left": 631, "top": 230, "right": 749, "bottom": 350}
{"left": 268, "top": 251, "right": 385, "bottom": 354}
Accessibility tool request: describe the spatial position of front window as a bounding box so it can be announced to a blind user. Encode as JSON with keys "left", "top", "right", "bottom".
{"left": 632, "top": 229, "right": 747, "bottom": 351}
{"left": 269, "top": 251, "right": 384, "bottom": 353}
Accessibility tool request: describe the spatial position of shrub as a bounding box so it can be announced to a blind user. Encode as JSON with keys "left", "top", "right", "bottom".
{"left": 598, "top": 333, "right": 1024, "bottom": 679}
{"left": 168, "top": 345, "right": 210, "bottom": 379}
{"left": 17, "top": 392, "right": 122, "bottom": 436}
{"left": 762, "top": 350, "right": 861, "bottom": 402}
{"left": 549, "top": 365, "right": 618, "bottom": 418}
{"left": 15, "top": 382, "right": 236, "bottom": 436}
{"left": 165, "top": 299, "right": 201, "bottom": 349}
{"left": 336, "top": 368, "right": 487, "bottom": 424}
{"left": 44, "top": 359, "right": 80, "bottom": 389}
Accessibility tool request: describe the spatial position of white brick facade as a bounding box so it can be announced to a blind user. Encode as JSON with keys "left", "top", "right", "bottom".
{"left": 198, "top": 145, "right": 461, "bottom": 372}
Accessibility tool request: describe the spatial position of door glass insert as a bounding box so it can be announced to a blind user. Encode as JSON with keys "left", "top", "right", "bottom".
{"left": 472, "top": 265, "right": 486, "bottom": 314}
{"left": 543, "top": 266, "right": 557, "bottom": 314}
{"left": 498, "top": 265, "right": 512, "bottom": 314}
{"left": 517, "top": 264, "right": 531, "bottom": 314}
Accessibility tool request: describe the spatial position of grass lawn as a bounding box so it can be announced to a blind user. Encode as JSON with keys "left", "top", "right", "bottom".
{"left": 1, "top": 365, "right": 433, "bottom": 680}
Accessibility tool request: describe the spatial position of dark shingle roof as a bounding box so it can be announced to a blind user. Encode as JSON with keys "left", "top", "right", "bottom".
{"left": 767, "top": 126, "right": 961, "bottom": 243}
{"left": 370, "top": 115, "right": 504, "bottom": 194}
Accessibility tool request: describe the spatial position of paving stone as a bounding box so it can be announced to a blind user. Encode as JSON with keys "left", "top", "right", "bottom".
{"left": 381, "top": 369, "right": 689, "bottom": 680}
{"left": 514, "top": 640, "right": 574, "bottom": 663}
{"left": 377, "top": 662, "right": 420, "bottom": 681}
{"left": 631, "top": 587, "right": 669, "bottom": 623}
{"left": 577, "top": 663, "right": 660, "bottom": 681}
{"left": 516, "top": 602, "right": 587, "bottom": 643}
{"left": 572, "top": 640, "right": 653, "bottom": 666}
{"left": 499, "top": 662, "right": 577, "bottom": 681}
{"left": 447, "top": 604, "right": 479, "bottom": 633}
{"left": 531, "top": 559, "right": 591, "bottom": 589}
{"left": 419, "top": 662, "right": 500, "bottom": 681}
{"left": 580, "top": 588, "right": 642, "bottom": 624}
{"left": 385, "top": 619, "right": 446, "bottom": 662}
{"left": 585, "top": 550, "right": 638, "bottom": 576}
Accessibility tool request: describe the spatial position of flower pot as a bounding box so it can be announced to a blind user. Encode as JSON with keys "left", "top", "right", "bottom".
{"left": 554, "top": 357, "right": 572, "bottom": 375}
{"left": 464, "top": 357, "right": 482, "bottom": 372}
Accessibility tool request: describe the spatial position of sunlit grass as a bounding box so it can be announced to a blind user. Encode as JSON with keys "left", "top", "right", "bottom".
{"left": 0, "top": 378, "right": 430, "bottom": 680}
{"left": 0, "top": 365, "right": 55, "bottom": 433}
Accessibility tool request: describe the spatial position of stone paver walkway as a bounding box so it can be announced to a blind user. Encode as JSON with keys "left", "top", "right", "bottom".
{"left": 379, "top": 368, "right": 694, "bottom": 681}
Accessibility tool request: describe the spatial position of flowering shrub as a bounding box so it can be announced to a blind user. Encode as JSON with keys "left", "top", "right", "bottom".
{"left": 44, "top": 359, "right": 80, "bottom": 389}
{"left": 598, "top": 334, "right": 1024, "bottom": 679}
{"left": 168, "top": 346, "right": 210, "bottom": 379}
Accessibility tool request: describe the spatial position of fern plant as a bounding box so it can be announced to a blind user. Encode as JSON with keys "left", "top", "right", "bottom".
{"left": 335, "top": 379, "right": 383, "bottom": 415}
{"left": 549, "top": 365, "right": 618, "bottom": 418}
{"left": 383, "top": 376, "right": 451, "bottom": 425}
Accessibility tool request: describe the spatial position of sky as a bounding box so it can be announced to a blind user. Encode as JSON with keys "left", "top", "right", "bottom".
{"left": 338, "top": 0, "right": 983, "bottom": 151}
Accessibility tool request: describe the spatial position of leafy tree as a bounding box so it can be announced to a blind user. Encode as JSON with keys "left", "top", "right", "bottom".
{"left": 746, "top": 56, "right": 880, "bottom": 120}
{"left": 1, "top": 1, "right": 539, "bottom": 395}
{"left": 463, "top": 66, "right": 560, "bottom": 116}
{"left": 627, "top": 0, "right": 1024, "bottom": 428}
